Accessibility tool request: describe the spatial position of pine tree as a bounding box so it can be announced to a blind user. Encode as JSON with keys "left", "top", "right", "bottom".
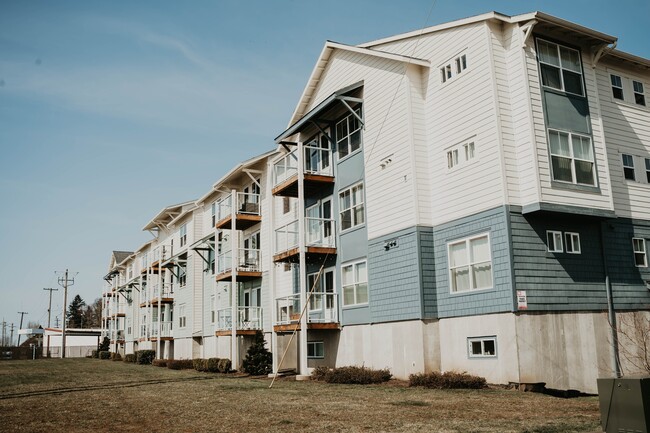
{"left": 242, "top": 330, "right": 272, "bottom": 375}
{"left": 66, "top": 295, "right": 86, "bottom": 328}
{"left": 98, "top": 336, "right": 110, "bottom": 352}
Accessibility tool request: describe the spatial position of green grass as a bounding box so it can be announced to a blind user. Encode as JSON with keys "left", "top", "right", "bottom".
{"left": 0, "top": 359, "right": 602, "bottom": 433}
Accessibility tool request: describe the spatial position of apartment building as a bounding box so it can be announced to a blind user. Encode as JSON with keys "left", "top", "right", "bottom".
{"left": 102, "top": 11, "right": 650, "bottom": 393}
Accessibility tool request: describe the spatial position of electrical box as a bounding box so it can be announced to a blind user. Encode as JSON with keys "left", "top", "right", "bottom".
{"left": 597, "top": 376, "right": 650, "bottom": 433}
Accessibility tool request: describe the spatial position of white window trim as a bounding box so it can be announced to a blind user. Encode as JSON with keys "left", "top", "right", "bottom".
{"left": 339, "top": 182, "right": 365, "bottom": 233}
{"left": 335, "top": 107, "right": 363, "bottom": 161}
{"left": 446, "top": 137, "right": 477, "bottom": 170}
{"left": 633, "top": 80, "right": 646, "bottom": 106}
{"left": 467, "top": 336, "right": 497, "bottom": 358}
{"left": 611, "top": 74, "right": 624, "bottom": 100}
{"left": 548, "top": 128, "right": 597, "bottom": 187}
{"left": 633, "top": 238, "right": 648, "bottom": 267}
{"left": 547, "top": 230, "right": 563, "bottom": 253}
{"left": 307, "top": 341, "right": 325, "bottom": 359}
{"left": 447, "top": 232, "right": 494, "bottom": 294}
{"left": 564, "top": 232, "right": 581, "bottom": 254}
{"left": 622, "top": 153, "right": 636, "bottom": 181}
{"left": 439, "top": 50, "right": 469, "bottom": 85}
{"left": 341, "top": 259, "right": 369, "bottom": 307}
{"left": 606, "top": 69, "right": 649, "bottom": 110}
{"left": 536, "top": 38, "right": 584, "bottom": 97}
{"left": 179, "top": 304, "right": 187, "bottom": 328}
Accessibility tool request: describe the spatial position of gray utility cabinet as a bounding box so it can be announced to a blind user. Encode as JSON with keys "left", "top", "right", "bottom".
{"left": 597, "top": 377, "right": 650, "bottom": 433}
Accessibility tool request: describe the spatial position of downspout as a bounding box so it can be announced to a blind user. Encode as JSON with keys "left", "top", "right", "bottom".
{"left": 600, "top": 221, "right": 621, "bottom": 377}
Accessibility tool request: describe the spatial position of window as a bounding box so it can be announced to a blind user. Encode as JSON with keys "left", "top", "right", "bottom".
{"left": 611, "top": 74, "right": 624, "bottom": 100}
{"left": 179, "top": 224, "right": 187, "bottom": 247}
{"left": 646, "top": 158, "right": 650, "bottom": 183}
{"left": 179, "top": 304, "right": 187, "bottom": 328}
{"left": 211, "top": 202, "right": 217, "bottom": 227}
{"left": 455, "top": 54, "right": 467, "bottom": 74}
{"left": 448, "top": 233, "right": 493, "bottom": 293}
{"left": 468, "top": 337, "right": 497, "bottom": 358}
{"left": 633, "top": 238, "right": 647, "bottom": 267}
{"left": 447, "top": 149, "right": 458, "bottom": 169}
{"left": 537, "top": 39, "right": 584, "bottom": 96}
{"left": 633, "top": 81, "right": 646, "bottom": 106}
{"left": 548, "top": 129, "right": 596, "bottom": 186}
{"left": 339, "top": 183, "right": 364, "bottom": 231}
{"left": 342, "top": 260, "right": 368, "bottom": 306}
{"left": 565, "top": 232, "right": 581, "bottom": 254}
{"left": 547, "top": 231, "right": 563, "bottom": 253}
{"left": 210, "top": 295, "right": 215, "bottom": 323}
{"left": 440, "top": 53, "right": 468, "bottom": 84}
{"left": 622, "top": 154, "right": 636, "bottom": 181}
{"left": 447, "top": 139, "right": 476, "bottom": 170}
{"left": 283, "top": 197, "right": 291, "bottom": 214}
{"left": 307, "top": 341, "right": 324, "bottom": 359}
{"left": 336, "top": 107, "right": 362, "bottom": 159}
{"left": 178, "top": 264, "right": 187, "bottom": 287}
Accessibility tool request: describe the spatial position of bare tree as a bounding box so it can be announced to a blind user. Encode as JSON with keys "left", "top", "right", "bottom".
{"left": 617, "top": 311, "right": 650, "bottom": 375}
{"left": 82, "top": 298, "right": 102, "bottom": 328}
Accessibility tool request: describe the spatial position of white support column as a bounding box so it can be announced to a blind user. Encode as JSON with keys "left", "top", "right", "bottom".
{"left": 230, "top": 189, "right": 239, "bottom": 369}
{"left": 297, "top": 141, "right": 309, "bottom": 378}
{"left": 268, "top": 159, "right": 278, "bottom": 374}
{"left": 156, "top": 264, "right": 162, "bottom": 358}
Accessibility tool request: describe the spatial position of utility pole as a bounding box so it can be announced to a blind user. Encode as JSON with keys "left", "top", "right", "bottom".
{"left": 57, "top": 269, "right": 76, "bottom": 359}
{"left": 1, "top": 320, "right": 6, "bottom": 346}
{"left": 17, "top": 312, "right": 28, "bottom": 346}
{"left": 43, "top": 288, "right": 58, "bottom": 328}
{"left": 9, "top": 323, "right": 15, "bottom": 347}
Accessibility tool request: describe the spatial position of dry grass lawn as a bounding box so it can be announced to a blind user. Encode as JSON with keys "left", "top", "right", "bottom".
{"left": 0, "top": 359, "right": 602, "bottom": 433}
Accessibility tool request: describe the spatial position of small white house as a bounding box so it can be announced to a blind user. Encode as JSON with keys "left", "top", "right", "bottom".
{"left": 43, "top": 328, "right": 102, "bottom": 358}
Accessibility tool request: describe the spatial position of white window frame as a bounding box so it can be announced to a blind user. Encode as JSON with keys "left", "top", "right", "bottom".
{"left": 645, "top": 158, "right": 650, "bottom": 183}
{"left": 179, "top": 224, "right": 188, "bottom": 247}
{"left": 341, "top": 259, "right": 368, "bottom": 307}
{"left": 633, "top": 238, "right": 647, "bottom": 267}
{"left": 548, "top": 129, "right": 596, "bottom": 186}
{"left": 564, "top": 232, "right": 581, "bottom": 254}
{"left": 210, "top": 295, "right": 215, "bottom": 324}
{"left": 446, "top": 138, "right": 476, "bottom": 170}
{"left": 547, "top": 230, "right": 563, "bottom": 253}
{"left": 468, "top": 336, "right": 497, "bottom": 358}
{"left": 307, "top": 341, "right": 325, "bottom": 359}
{"left": 611, "top": 74, "right": 624, "bottom": 100}
{"left": 335, "top": 107, "right": 362, "bottom": 160}
{"left": 211, "top": 202, "right": 217, "bottom": 227}
{"left": 339, "top": 182, "right": 365, "bottom": 232}
{"left": 447, "top": 233, "right": 493, "bottom": 293}
{"left": 447, "top": 149, "right": 458, "bottom": 169}
{"left": 633, "top": 80, "right": 646, "bottom": 106}
{"left": 440, "top": 52, "right": 468, "bottom": 84}
{"left": 622, "top": 154, "right": 636, "bottom": 181}
{"left": 179, "top": 304, "right": 187, "bottom": 328}
{"left": 536, "top": 39, "right": 584, "bottom": 97}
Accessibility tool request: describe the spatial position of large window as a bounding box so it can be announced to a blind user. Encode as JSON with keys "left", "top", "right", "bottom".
{"left": 537, "top": 39, "right": 584, "bottom": 96}
{"left": 336, "top": 108, "right": 362, "bottom": 159}
{"left": 448, "top": 233, "right": 493, "bottom": 293}
{"left": 548, "top": 129, "right": 596, "bottom": 186}
{"left": 339, "top": 183, "right": 364, "bottom": 231}
{"left": 633, "top": 238, "right": 647, "bottom": 267}
{"left": 342, "top": 260, "right": 368, "bottom": 306}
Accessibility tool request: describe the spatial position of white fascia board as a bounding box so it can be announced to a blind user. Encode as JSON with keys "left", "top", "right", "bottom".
{"left": 357, "top": 11, "right": 504, "bottom": 48}
{"left": 327, "top": 41, "right": 430, "bottom": 67}
{"left": 166, "top": 204, "right": 198, "bottom": 229}
{"left": 205, "top": 150, "right": 277, "bottom": 196}
{"left": 520, "top": 11, "right": 616, "bottom": 44}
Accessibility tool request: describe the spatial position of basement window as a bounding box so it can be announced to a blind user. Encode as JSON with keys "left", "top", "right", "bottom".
{"left": 468, "top": 337, "right": 497, "bottom": 358}
{"left": 307, "top": 341, "right": 324, "bottom": 359}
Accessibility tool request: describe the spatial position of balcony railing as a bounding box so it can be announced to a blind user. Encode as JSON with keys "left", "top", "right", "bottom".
{"left": 273, "top": 150, "right": 299, "bottom": 187}
{"left": 217, "top": 248, "right": 261, "bottom": 274}
{"left": 152, "top": 283, "right": 173, "bottom": 300}
{"left": 275, "top": 218, "right": 336, "bottom": 254}
{"left": 275, "top": 292, "right": 338, "bottom": 325}
{"left": 151, "top": 321, "right": 173, "bottom": 338}
{"left": 216, "top": 307, "right": 263, "bottom": 331}
{"left": 218, "top": 192, "right": 261, "bottom": 219}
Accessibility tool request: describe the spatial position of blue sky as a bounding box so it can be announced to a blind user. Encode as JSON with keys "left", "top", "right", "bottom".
{"left": 0, "top": 0, "right": 648, "bottom": 335}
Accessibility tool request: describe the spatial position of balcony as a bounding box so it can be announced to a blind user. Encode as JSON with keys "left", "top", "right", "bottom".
{"left": 274, "top": 292, "right": 339, "bottom": 333}
{"left": 216, "top": 248, "right": 262, "bottom": 282}
{"left": 215, "top": 307, "right": 263, "bottom": 336}
{"left": 272, "top": 147, "right": 334, "bottom": 198}
{"left": 139, "top": 325, "right": 149, "bottom": 341}
{"left": 150, "top": 283, "right": 174, "bottom": 304}
{"left": 215, "top": 192, "right": 261, "bottom": 230}
{"left": 150, "top": 321, "right": 173, "bottom": 341}
{"left": 273, "top": 218, "right": 336, "bottom": 263}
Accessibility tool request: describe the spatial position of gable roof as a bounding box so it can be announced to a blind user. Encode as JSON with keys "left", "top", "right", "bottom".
{"left": 112, "top": 251, "right": 132, "bottom": 265}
